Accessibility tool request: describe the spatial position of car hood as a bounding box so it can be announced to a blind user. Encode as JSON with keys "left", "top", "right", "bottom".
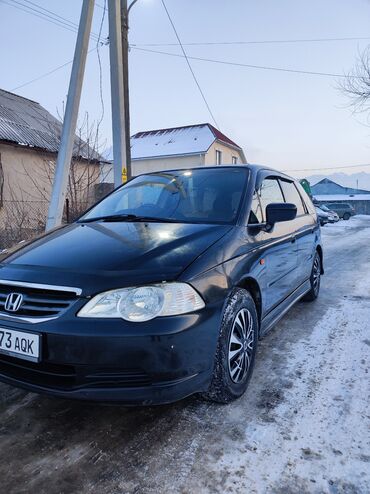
{"left": 0, "top": 222, "right": 232, "bottom": 295}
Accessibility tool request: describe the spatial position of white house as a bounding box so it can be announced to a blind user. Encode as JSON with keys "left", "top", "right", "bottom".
{"left": 103, "top": 123, "right": 247, "bottom": 181}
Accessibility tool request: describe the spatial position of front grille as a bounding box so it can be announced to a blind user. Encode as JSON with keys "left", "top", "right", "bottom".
{"left": 0, "top": 282, "right": 77, "bottom": 318}
{"left": 0, "top": 354, "right": 152, "bottom": 390}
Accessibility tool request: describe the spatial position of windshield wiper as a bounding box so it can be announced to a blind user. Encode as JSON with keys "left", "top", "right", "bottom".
{"left": 79, "top": 214, "right": 181, "bottom": 223}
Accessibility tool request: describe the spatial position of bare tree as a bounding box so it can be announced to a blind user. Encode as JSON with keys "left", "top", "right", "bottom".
{"left": 16, "top": 115, "right": 110, "bottom": 220}
{"left": 340, "top": 46, "right": 370, "bottom": 114}
{"left": 0, "top": 187, "right": 45, "bottom": 249}
{"left": 0, "top": 116, "right": 111, "bottom": 249}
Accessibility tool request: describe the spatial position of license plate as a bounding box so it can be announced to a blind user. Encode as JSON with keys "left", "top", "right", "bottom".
{"left": 0, "top": 328, "right": 41, "bottom": 362}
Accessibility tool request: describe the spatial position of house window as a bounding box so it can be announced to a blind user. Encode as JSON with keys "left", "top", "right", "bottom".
{"left": 232, "top": 156, "right": 238, "bottom": 164}
{"left": 215, "top": 150, "right": 222, "bottom": 165}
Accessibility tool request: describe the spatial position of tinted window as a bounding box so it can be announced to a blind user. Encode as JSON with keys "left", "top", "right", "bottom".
{"left": 259, "top": 178, "right": 284, "bottom": 214}
{"left": 279, "top": 180, "right": 305, "bottom": 215}
{"left": 82, "top": 168, "right": 249, "bottom": 224}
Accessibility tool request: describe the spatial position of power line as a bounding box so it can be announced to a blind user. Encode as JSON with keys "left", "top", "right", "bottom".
{"left": 96, "top": 0, "right": 107, "bottom": 132}
{"left": 3, "top": 0, "right": 104, "bottom": 43}
{"left": 160, "top": 0, "right": 220, "bottom": 129}
{"left": 22, "top": 0, "right": 90, "bottom": 31}
{"left": 132, "top": 36, "right": 370, "bottom": 48}
{"left": 284, "top": 163, "right": 370, "bottom": 173}
{"left": 10, "top": 39, "right": 354, "bottom": 93}
{"left": 10, "top": 46, "right": 100, "bottom": 91}
{"left": 2, "top": 0, "right": 82, "bottom": 36}
{"left": 132, "top": 46, "right": 354, "bottom": 78}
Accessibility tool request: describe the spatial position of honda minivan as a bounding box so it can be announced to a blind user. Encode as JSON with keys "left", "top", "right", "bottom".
{"left": 0, "top": 165, "right": 323, "bottom": 404}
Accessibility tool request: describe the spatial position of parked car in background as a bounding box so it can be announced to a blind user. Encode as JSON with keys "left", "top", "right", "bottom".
{"left": 316, "top": 206, "right": 330, "bottom": 226}
{"left": 0, "top": 165, "right": 323, "bottom": 405}
{"left": 319, "top": 205, "right": 339, "bottom": 222}
{"left": 322, "top": 202, "right": 355, "bottom": 220}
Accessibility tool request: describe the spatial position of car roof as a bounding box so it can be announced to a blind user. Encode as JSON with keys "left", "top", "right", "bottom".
{"left": 144, "top": 164, "right": 295, "bottom": 181}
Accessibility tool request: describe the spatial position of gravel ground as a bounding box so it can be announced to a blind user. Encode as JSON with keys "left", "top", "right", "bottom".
{"left": 0, "top": 216, "right": 369, "bottom": 494}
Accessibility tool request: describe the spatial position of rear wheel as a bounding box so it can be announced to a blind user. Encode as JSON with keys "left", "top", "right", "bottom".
{"left": 343, "top": 212, "right": 350, "bottom": 220}
{"left": 303, "top": 252, "right": 321, "bottom": 302}
{"left": 202, "top": 289, "right": 258, "bottom": 403}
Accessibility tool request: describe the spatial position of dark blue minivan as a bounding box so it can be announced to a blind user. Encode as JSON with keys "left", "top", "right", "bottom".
{"left": 0, "top": 165, "right": 323, "bottom": 404}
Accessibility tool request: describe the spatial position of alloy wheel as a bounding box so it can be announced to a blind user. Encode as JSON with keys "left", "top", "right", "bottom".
{"left": 313, "top": 256, "right": 321, "bottom": 294}
{"left": 228, "top": 308, "right": 254, "bottom": 383}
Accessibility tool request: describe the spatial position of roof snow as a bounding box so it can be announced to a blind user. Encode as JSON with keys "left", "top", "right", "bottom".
{"left": 314, "top": 194, "right": 370, "bottom": 201}
{"left": 130, "top": 123, "right": 246, "bottom": 161}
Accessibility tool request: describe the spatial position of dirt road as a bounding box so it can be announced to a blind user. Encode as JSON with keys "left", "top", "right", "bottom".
{"left": 0, "top": 217, "right": 369, "bottom": 494}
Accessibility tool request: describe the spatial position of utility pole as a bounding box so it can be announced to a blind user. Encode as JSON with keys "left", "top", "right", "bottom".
{"left": 46, "top": 0, "right": 95, "bottom": 231}
{"left": 121, "top": 0, "right": 132, "bottom": 181}
{"left": 108, "top": 0, "right": 128, "bottom": 188}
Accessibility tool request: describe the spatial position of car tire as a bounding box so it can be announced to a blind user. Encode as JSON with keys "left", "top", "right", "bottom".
{"left": 302, "top": 252, "right": 321, "bottom": 302}
{"left": 201, "top": 288, "right": 258, "bottom": 403}
{"left": 343, "top": 213, "right": 350, "bottom": 220}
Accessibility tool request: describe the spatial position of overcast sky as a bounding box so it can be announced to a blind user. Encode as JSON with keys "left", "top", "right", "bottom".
{"left": 1, "top": 0, "right": 370, "bottom": 176}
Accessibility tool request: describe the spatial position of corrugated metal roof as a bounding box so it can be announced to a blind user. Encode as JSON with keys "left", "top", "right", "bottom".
{"left": 311, "top": 178, "right": 370, "bottom": 195}
{"left": 131, "top": 123, "right": 246, "bottom": 161}
{"left": 0, "top": 89, "right": 102, "bottom": 161}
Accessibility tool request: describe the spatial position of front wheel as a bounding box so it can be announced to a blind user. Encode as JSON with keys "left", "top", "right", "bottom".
{"left": 302, "top": 252, "right": 321, "bottom": 302}
{"left": 343, "top": 212, "right": 350, "bottom": 220}
{"left": 202, "top": 289, "right": 258, "bottom": 403}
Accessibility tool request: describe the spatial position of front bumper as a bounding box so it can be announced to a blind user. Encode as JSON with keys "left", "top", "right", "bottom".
{"left": 0, "top": 303, "right": 222, "bottom": 405}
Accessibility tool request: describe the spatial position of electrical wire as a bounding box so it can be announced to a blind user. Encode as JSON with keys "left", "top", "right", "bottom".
{"left": 2, "top": 0, "right": 82, "bottom": 36}
{"left": 132, "top": 36, "right": 370, "bottom": 47}
{"left": 160, "top": 0, "right": 220, "bottom": 129}
{"left": 3, "top": 0, "right": 104, "bottom": 43}
{"left": 283, "top": 163, "right": 370, "bottom": 172}
{"left": 96, "top": 0, "right": 107, "bottom": 133}
{"left": 10, "top": 47, "right": 99, "bottom": 91}
{"left": 21, "top": 0, "right": 91, "bottom": 31}
{"left": 131, "top": 46, "right": 355, "bottom": 78}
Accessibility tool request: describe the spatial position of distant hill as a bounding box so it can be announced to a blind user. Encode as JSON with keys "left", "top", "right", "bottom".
{"left": 307, "top": 172, "right": 370, "bottom": 192}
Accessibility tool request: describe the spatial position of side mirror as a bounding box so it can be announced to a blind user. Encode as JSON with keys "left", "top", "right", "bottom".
{"left": 266, "top": 202, "right": 297, "bottom": 226}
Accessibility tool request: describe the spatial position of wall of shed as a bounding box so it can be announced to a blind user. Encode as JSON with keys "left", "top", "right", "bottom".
{"left": 0, "top": 142, "right": 101, "bottom": 247}
{"left": 0, "top": 142, "right": 100, "bottom": 200}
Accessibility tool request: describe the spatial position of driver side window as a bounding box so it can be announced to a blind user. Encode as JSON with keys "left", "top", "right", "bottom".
{"left": 248, "top": 177, "right": 284, "bottom": 224}
{"left": 259, "top": 178, "right": 284, "bottom": 212}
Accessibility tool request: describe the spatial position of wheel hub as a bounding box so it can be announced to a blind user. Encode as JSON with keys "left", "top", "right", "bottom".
{"left": 228, "top": 308, "right": 254, "bottom": 383}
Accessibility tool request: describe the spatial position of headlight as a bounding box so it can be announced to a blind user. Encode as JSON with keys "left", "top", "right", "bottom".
{"left": 77, "top": 282, "right": 205, "bottom": 322}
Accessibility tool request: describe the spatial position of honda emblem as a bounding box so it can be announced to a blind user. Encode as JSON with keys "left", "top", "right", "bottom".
{"left": 4, "top": 293, "right": 24, "bottom": 312}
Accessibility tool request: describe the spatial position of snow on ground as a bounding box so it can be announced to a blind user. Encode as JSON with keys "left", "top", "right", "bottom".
{"left": 0, "top": 216, "right": 369, "bottom": 494}
{"left": 184, "top": 215, "right": 370, "bottom": 494}
{"left": 206, "top": 273, "right": 369, "bottom": 493}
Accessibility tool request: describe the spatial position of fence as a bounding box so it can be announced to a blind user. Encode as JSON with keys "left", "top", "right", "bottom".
{"left": 0, "top": 199, "right": 93, "bottom": 250}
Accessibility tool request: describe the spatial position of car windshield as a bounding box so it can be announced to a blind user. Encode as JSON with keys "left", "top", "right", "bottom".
{"left": 80, "top": 167, "right": 249, "bottom": 224}
{"left": 320, "top": 205, "right": 329, "bottom": 211}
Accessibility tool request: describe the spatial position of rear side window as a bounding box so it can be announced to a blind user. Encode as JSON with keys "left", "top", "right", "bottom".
{"left": 296, "top": 181, "right": 315, "bottom": 214}
{"left": 279, "top": 180, "right": 306, "bottom": 216}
